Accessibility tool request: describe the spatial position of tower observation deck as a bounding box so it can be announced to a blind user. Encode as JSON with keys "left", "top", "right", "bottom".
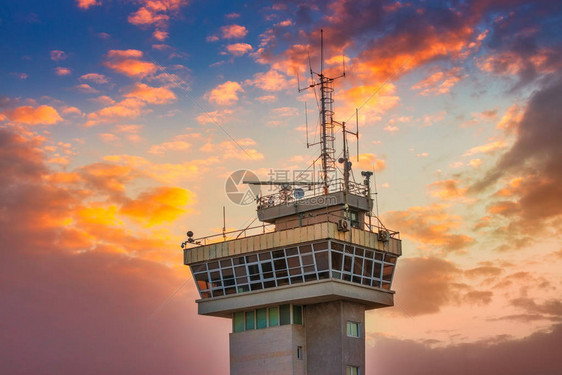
{"left": 183, "top": 31, "right": 401, "bottom": 375}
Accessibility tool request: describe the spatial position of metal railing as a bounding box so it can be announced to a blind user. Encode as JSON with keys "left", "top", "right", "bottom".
{"left": 182, "top": 210, "right": 399, "bottom": 249}
{"left": 257, "top": 178, "right": 368, "bottom": 209}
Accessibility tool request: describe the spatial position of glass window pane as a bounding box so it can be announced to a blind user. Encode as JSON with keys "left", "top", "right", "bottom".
{"left": 385, "top": 255, "right": 397, "bottom": 264}
{"left": 233, "top": 312, "right": 244, "bottom": 332}
{"left": 220, "top": 259, "right": 232, "bottom": 268}
{"left": 314, "top": 241, "right": 329, "bottom": 251}
{"left": 256, "top": 308, "right": 267, "bottom": 329}
{"left": 299, "top": 244, "right": 312, "bottom": 253}
{"left": 363, "top": 260, "right": 373, "bottom": 277}
{"left": 261, "top": 261, "right": 273, "bottom": 273}
{"left": 383, "top": 264, "right": 394, "bottom": 281}
{"left": 246, "top": 254, "right": 258, "bottom": 263}
{"left": 332, "top": 251, "right": 343, "bottom": 271}
{"left": 286, "top": 247, "right": 298, "bottom": 256}
{"left": 269, "top": 307, "right": 279, "bottom": 326}
{"left": 245, "top": 311, "right": 255, "bottom": 330}
{"left": 353, "top": 257, "right": 363, "bottom": 275}
{"left": 301, "top": 254, "right": 314, "bottom": 265}
{"left": 191, "top": 264, "right": 206, "bottom": 273}
{"left": 343, "top": 256, "right": 352, "bottom": 272}
{"left": 280, "top": 304, "right": 291, "bottom": 325}
{"left": 373, "top": 262, "right": 382, "bottom": 278}
{"left": 287, "top": 256, "right": 300, "bottom": 268}
{"left": 259, "top": 252, "right": 271, "bottom": 260}
{"left": 194, "top": 273, "right": 209, "bottom": 290}
{"left": 346, "top": 321, "right": 359, "bottom": 337}
{"left": 332, "top": 242, "right": 344, "bottom": 251}
{"left": 315, "top": 251, "right": 329, "bottom": 270}
{"left": 274, "top": 258, "right": 287, "bottom": 270}
{"left": 222, "top": 267, "right": 233, "bottom": 277}
{"left": 208, "top": 261, "right": 219, "bottom": 270}
{"left": 293, "top": 305, "right": 302, "bottom": 325}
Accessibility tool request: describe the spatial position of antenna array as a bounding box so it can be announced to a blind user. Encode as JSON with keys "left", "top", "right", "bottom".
{"left": 299, "top": 29, "right": 346, "bottom": 195}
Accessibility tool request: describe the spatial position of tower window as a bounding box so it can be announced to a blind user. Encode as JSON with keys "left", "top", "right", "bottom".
{"left": 346, "top": 366, "right": 360, "bottom": 375}
{"left": 280, "top": 304, "right": 291, "bottom": 325}
{"left": 346, "top": 321, "right": 360, "bottom": 337}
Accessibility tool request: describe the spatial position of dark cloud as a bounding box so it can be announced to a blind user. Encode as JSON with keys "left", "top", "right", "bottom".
{"left": 471, "top": 77, "right": 562, "bottom": 225}
{"left": 367, "top": 324, "right": 562, "bottom": 375}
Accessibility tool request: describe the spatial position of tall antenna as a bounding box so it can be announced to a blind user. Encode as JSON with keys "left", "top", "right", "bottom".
{"left": 299, "top": 29, "right": 345, "bottom": 194}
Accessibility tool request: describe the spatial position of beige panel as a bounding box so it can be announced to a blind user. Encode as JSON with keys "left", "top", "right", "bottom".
{"left": 286, "top": 228, "right": 294, "bottom": 246}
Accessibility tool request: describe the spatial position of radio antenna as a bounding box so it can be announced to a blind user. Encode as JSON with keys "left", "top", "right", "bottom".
{"left": 298, "top": 29, "right": 345, "bottom": 194}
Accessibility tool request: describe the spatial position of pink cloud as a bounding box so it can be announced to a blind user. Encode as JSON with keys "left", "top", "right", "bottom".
{"left": 80, "top": 73, "right": 109, "bottom": 84}
{"left": 226, "top": 43, "right": 253, "bottom": 56}
{"left": 50, "top": 50, "right": 67, "bottom": 61}
{"left": 74, "top": 84, "right": 100, "bottom": 94}
{"left": 55, "top": 67, "right": 72, "bottom": 76}
{"left": 1, "top": 105, "right": 63, "bottom": 125}
{"left": 220, "top": 24, "right": 248, "bottom": 39}
{"left": 103, "top": 50, "right": 158, "bottom": 78}
{"left": 206, "top": 81, "right": 243, "bottom": 106}
{"left": 76, "top": 0, "right": 100, "bottom": 9}
{"left": 124, "top": 83, "right": 176, "bottom": 104}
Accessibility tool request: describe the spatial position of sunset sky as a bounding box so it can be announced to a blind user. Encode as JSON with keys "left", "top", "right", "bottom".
{"left": 1, "top": 0, "right": 561, "bottom": 374}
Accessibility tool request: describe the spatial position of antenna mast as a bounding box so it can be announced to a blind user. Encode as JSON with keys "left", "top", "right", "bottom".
{"left": 298, "top": 29, "right": 345, "bottom": 195}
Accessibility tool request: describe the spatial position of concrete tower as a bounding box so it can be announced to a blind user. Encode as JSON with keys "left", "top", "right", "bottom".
{"left": 183, "top": 31, "right": 401, "bottom": 375}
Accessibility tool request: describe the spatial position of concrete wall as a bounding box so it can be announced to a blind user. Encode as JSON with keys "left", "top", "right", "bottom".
{"left": 305, "top": 301, "right": 365, "bottom": 375}
{"left": 230, "top": 324, "right": 306, "bottom": 375}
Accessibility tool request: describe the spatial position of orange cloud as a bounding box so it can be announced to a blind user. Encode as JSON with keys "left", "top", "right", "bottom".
{"left": 246, "top": 69, "right": 293, "bottom": 92}
{"left": 220, "top": 24, "right": 248, "bottom": 39}
{"left": 384, "top": 204, "right": 474, "bottom": 252}
{"left": 226, "top": 43, "right": 253, "bottom": 56}
{"left": 128, "top": 7, "right": 169, "bottom": 26}
{"left": 207, "top": 81, "right": 243, "bottom": 106}
{"left": 86, "top": 98, "right": 146, "bottom": 126}
{"left": 2, "top": 105, "right": 63, "bottom": 125}
{"left": 104, "top": 50, "right": 158, "bottom": 78}
{"left": 356, "top": 153, "right": 386, "bottom": 171}
{"left": 55, "top": 67, "right": 71, "bottom": 76}
{"left": 497, "top": 104, "right": 523, "bottom": 132}
{"left": 428, "top": 179, "right": 468, "bottom": 200}
{"left": 124, "top": 83, "right": 176, "bottom": 104}
{"left": 337, "top": 83, "right": 399, "bottom": 121}
{"left": 120, "top": 186, "right": 195, "bottom": 227}
{"left": 464, "top": 141, "right": 506, "bottom": 156}
{"left": 126, "top": 0, "right": 188, "bottom": 41}
{"left": 411, "top": 67, "right": 464, "bottom": 95}
{"left": 149, "top": 141, "right": 190, "bottom": 154}
{"left": 195, "top": 109, "right": 233, "bottom": 125}
{"left": 76, "top": 0, "right": 100, "bottom": 9}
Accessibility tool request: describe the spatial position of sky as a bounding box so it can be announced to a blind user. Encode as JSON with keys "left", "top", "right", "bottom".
{"left": 1, "top": 0, "right": 561, "bottom": 374}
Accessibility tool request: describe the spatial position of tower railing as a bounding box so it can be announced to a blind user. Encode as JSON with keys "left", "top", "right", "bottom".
{"left": 184, "top": 210, "right": 400, "bottom": 248}
{"left": 256, "top": 178, "right": 367, "bottom": 209}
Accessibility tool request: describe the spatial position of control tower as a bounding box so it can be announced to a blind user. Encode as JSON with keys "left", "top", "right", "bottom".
{"left": 183, "top": 31, "right": 401, "bottom": 375}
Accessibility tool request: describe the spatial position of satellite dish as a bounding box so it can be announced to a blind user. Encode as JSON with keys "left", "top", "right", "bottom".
{"left": 293, "top": 188, "right": 305, "bottom": 199}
